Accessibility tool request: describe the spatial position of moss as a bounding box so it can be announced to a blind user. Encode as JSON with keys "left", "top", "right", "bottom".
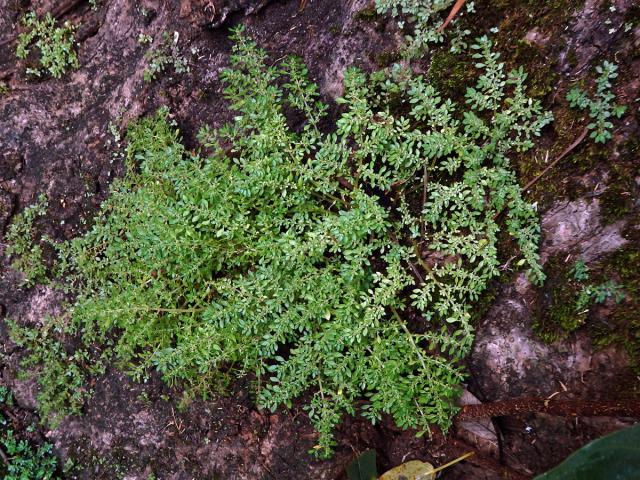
{"left": 600, "top": 180, "right": 634, "bottom": 224}
{"left": 588, "top": 244, "right": 640, "bottom": 368}
{"left": 373, "top": 49, "right": 401, "bottom": 68}
{"left": 517, "top": 98, "right": 617, "bottom": 208}
{"left": 355, "top": 7, "right": 380, "bottom": 23}
{"left": 533, "top": 254, "right": 587, "bottom": 342}
{"left": 534, "top": 244, "right": 640, "bottom": 365}
{"left": 428, "top": 50, "right": 475, "bottom": 102}
{"left": 617, "top": 136, "right": 640, "bottom": 164}
{"left": 625, "top": 4, "right": 640, "bottom": 26}
{"left": 598, "top": 0, "right": 614, "bottom": 14}
{"left": 565, "top": 47, "right": 578, "bottom": 70}
{"left": 571, "top": 142, "right": 611, "bottom": 173}
{"left": 505, "top": 40, "right": 558, "bottom": 99}
{"left": 600, "top": 138, "right": 639, "bottom": 225}
{"left": 493, "top": 0, "right": 586, "bottom": 35}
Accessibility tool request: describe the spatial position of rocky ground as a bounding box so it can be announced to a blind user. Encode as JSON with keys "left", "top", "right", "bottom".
{"left": 0, "top": 0, "right": 639, "bottom": 478}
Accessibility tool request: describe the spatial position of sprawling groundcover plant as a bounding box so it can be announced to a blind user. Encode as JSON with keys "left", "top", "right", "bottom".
{"left": 11, "top": 28, "right": 551, "bottom": 456}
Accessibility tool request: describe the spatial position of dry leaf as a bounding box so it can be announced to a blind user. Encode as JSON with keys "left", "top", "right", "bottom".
{"left": 379, "top": 460, "right": 435, "bottom": 480}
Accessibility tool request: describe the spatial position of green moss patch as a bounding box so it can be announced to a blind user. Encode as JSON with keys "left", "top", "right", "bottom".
{"left": 590, "top": 243, "right": 640, "bottom": 366}
{"left": 534, "top": 254, "right": 588, "bottom": 343}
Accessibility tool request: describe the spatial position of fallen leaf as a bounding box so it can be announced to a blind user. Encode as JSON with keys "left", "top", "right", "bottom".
{"left": 379, "top": 460, "right": 435, "bottom": 480}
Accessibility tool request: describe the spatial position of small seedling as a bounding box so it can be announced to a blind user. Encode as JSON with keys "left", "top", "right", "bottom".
{"left": 143, "top": 31, "right": 189, "bottom": 82}
{"left": 16, "top": 12, "right": 78, "bottom": 78}
{"left": 566, "top": 61, "right": 627, "bottom": 143}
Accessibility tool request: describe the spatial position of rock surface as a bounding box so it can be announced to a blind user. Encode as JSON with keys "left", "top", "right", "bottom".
{"left": 1, "top": 0, "right": 639, "bottom": 478}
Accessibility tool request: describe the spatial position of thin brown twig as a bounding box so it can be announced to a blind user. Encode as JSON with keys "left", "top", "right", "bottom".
{"left": 389, "top": 232, "right": 424, "bottom": 283}
{"left": 449, "top": 439, "right": 531, "bottom": 480}
{"left": 493, "top": 126, "right": 589, "bottom": 222}
{"left": 437, "top": 0, "right": 468, "bottom": 33}
{"left": 421, "top": 164, "right": 429, "bottom": 237}
{"left": 520, "top": 126, "right": 589, "bottom": 193}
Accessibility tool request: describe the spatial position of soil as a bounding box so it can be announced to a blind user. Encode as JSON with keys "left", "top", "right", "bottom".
{"left": 0, "top": 0, "right": 639, "bottom": 479}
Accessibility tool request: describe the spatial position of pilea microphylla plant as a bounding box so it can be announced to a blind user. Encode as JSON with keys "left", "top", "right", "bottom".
{"left": 566, "top": 60, "right": 627, "bottom": 144}
{"left": 15, "top": 12, "right": 78, "bottom": 78}
{"left": 10, "top": 28, "right": 550, "bottom": 456}
{"left": 375, "top": 0, "right": 475, "bottom": 56}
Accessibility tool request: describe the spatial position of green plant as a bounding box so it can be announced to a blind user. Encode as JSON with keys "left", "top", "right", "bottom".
{"left": 568, "top": 259, "right": 625, "bottom": 314}
{"left": 137, "top": 33, "right": 153, "bottom": 45}
{"left": 0, "top": 387, "right": 59, "bottom": 479}
{"left": 8, "top": 317, "right": 101, "bottom": 427}
{"left": 540, "top": 258, "right": 625, "bottom": 337}
{"left": 566, "top": 61, "right": 627, "bottom": 144}
{"left": 16, "top": 29, "right": 549, "bottom": 456}
{"left": 575, "top": 280, "right": 625, "bottom": 312}
{"left": 374, "top": 0, "right": 475, "bottom": 56}
{"left": 5, "top": 194, "right": 49, "bottom": 287}
{"left": 0, "top": 432, "right": 58, "bottom": 480}
{"left": 143, "top": 31, "right": 189, "bottom": 82}
{"left": 570, "top": 258, "right": 589, "bottom": 281}
{"left": 16, "top": 12, "right": 78, "bottom": 78}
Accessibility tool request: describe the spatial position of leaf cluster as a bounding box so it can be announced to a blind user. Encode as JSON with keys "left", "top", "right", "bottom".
{"left": 374, "top": 0, "right": 475, "bottom": 56}
{"left": 566, "top": 61, "right": 627, "bottom": 144}
{"left": 8, "top": 317, "right": 101, "bottom": 427}
{"left": 16, "top": 12, "right": 78, "bottom": 79}
{"left": 5, "top": 194, "right": 49, "bottom": 287}
{"left": 143, "top": 31, "right": 189, "bottom": 82}
{"left": 0, "top": 387, "right": 59, "bottom": 480}
{"left": 569, "top": 259, "right": 625, "bottom": 323}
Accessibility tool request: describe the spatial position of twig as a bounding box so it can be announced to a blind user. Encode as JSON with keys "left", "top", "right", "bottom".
{"left": 449, "top": 439, "right": 531, "bottom": 480}
{"left": 437, "top": 0, "right": 468, "bottom": 33}
{"left": 389, "top": 232, "right": 424, "bottom": 283}
{"left": 1, "top": 406, "right": 19, "bottom": 424}
{"left": 52, "top": 0, "right": 86, "bottom": 18}
{"left": 421, "top": 164, "right": 429, "bottom": 237}
{"left": 456, "top": 396, "right": 640, "bottom": 421}
{"left": 521, "top": 126, "right": 589, "bottom": 193}
{"left": 0, "top": 445, "right": 8, "bottom": 466}
{"left": 493, "top": 126, "right": 589, "bottom": 222}
{"left": 0, "top": 34, "right": 18, "bottom": 48}
{"left": 336, "top": 176, "right": 354, "bottom": 191}
{"left": 431, "top": 451, "right": 474, "bottom": 475}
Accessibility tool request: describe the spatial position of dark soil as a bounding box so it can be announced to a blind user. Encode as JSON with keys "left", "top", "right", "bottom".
{"left": 1, "top": 0, "right": 639, "bottom": 478}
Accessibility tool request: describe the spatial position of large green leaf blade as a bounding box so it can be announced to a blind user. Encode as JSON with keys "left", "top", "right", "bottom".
{"left": 535, "top": 424, "right": 640, "bottom": 480}
{"left": 346, "top": 450, "right": 378, "bottom": 480}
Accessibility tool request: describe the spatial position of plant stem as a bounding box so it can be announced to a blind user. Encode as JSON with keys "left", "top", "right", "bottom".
{"left": 430, "top": 451, "right": 474, "bottom": 475}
